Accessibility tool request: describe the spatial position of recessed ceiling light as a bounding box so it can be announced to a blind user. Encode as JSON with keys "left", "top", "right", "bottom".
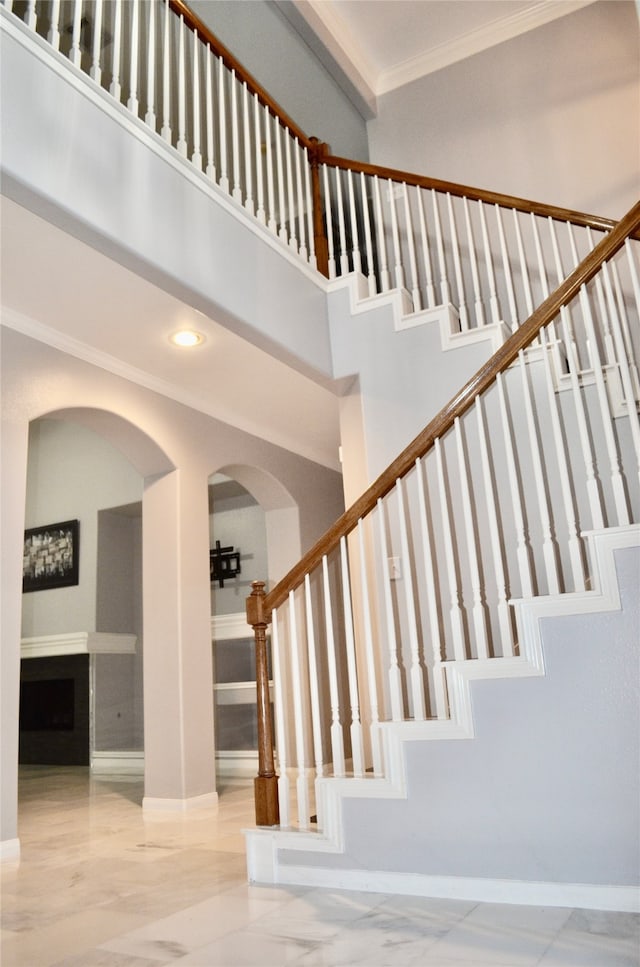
{"left": 170, "top": 329, "right": 204, "bottom": 348}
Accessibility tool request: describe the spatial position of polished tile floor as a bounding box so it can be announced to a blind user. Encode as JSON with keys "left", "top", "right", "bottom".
{"left": 1, "top": 766, "right": 638, "bottom": 967}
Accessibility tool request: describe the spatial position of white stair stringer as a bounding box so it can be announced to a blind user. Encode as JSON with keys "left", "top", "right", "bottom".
{"left": 244, "top": 525, "right": 639, "bottom": 909}
{"left": 327, "top": 271, "right": 511, "bottom": 354}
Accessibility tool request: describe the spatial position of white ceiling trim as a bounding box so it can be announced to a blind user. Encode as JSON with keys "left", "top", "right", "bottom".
{"left": 292, "top": 0, "right": 596, "bottom": 106}
{"left": 376, "top": 0, "right": 597, "bottom": 95}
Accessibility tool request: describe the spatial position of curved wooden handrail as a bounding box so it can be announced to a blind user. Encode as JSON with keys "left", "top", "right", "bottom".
{"left": 168, "top": 0, "right": 314, "bottom": 149}
{"left": 260, "top": 199, "right": 640, "bottom": 616}
{"left": 321, "top": 150, "right": 620, "bottom": 235}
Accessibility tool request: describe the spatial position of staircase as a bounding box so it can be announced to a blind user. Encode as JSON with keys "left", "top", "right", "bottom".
{"left": 5, "top": 0, "right": 639, "bottom": 912}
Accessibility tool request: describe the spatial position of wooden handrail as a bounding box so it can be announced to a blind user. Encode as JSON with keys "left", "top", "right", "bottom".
{"left": 259, "top": 199, "right": 640, "bottom": 618}
{"left": 168, "top": 0, "right": 314, "bottom": 149}
{"left": 321, "top": 151, "right": 620, "bottom": 235}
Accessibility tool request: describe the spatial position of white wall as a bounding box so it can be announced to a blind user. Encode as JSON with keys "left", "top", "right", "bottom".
{"left": 209, "top": 477, "right": 269, "bottom": 616}
{"left": 367, "top": 2, "right": 639, "bottom": 219}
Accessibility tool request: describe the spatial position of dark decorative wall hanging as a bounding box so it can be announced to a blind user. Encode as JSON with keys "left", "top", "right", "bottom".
{"left": 210, "top": 540, "right": 241, "bottom": 588}
{"left": 23, "top": 519, "right": 80, "bottom": 593}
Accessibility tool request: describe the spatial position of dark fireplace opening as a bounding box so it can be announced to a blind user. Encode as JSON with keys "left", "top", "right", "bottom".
{"left": 19, "top": 655, "right": 89, "bottom": 765}
{"left": 20, "top": 678, "right": 75, "bottom": 731}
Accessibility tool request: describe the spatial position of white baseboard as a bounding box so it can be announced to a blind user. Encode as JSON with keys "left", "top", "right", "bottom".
{"left": 271, "top": 864, "right": 640, "bottom": 913}
{"left": 0, "top": 838, "right": 20, "bottom": 864}
{"left": 142, "top": 791, "right": 219, "bottom": 812}
{"left": 91, "top": 751, "right": 144, "bottom": 775}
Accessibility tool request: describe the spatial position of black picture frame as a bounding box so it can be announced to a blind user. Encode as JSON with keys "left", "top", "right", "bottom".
{"left": 23, "top": 519, "right": 80, "bottom": 593}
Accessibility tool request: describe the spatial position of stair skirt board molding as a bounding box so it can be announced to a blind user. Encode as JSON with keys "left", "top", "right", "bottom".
{"left": 244, "top": 837, "right": 639, "bottom": 914}
{"left": 244, "top": 526, "right": 639, "bottom": 903}
{"left": 327, "top": 272, "right": 511, "bottom": 352}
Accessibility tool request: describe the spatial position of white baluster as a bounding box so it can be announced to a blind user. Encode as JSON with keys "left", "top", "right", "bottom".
{"left": 357, "top": 520, "right": 382, "bottom": 776}
{"left": 230, "top": 72, "right": 242, "bottom": 200}
{"left": 495, "top": 205, "right": 518, "bottom": 331}
{"left": 512, "top": 209, "right": 534, "bottom": 316}
{"left": 623, "top": 241, "right": 640, "bottom": 399}
{"left": 304, "top": 147, "right": 316, "bottom": 268}
{"left": 304, "top": 576, "right": 325, "bottom": 783}
{"left": 322, "top": 556, "right": 346, "bottom": 776}
{"left": 601, "top": 260, "right": 640, "bottom": 479}
{"left": 175, "top": 16, "right": 187, "bottom": 156}
{"left": 335, "top": 168, "right": 349, "bottom": 274}
{"left": 204, "top": 46, "right": 215, "bottom": 180}
{"left": 388, "top": 180, "right": 404, "bottom": 290}
{"left": 265, "top": 107, "right": 277, "bottom": 234}
{"left": 25, "top": 0, "right": 36, "bottom": 31}
{"left": 587, "top": 228, "right": 617, "bottom": 367}
{"left": 323, "top": 165, "right": 337, "bottom": 279}
{"left": 90, "top": 0, "right": 103, "bottom": 83}
{"left": 402, "top": 184, "right": 421, "bottom": 311}
{"left": 474, "top": 398, "right": 514, "bottom": 656}
{"left": 518, "top": 349, "right": 562, "bottom": 595}
{"left": 568, "top": 232, "right": 630, "bottom": 525}
{"left": 347, "top": 170, "right": 361, "bottom": 275}
{"left": 110, "top": 0, "right": 122, "bottom": 101}
{"left": 435, "top": 437, "right": 466, "bottom": 661}
{"left": 360, "top": 173, "right": 376, "bottom": 296}
{"left": 285, "top": 132, "right": 297, "bottom": 250}
{"left": 340, "top": 537, "right": 364, "bottom": 777}
{"left": 415, "top": 457, "right": 448, "bottom": 718}
{"left": 416, "top": 188, "right": 436, "bottom": 308}
{"left": 496, "top": 372, "right": 536, "bottom": 598}
{"left": 463, "top": 197, "right": 485, "bottom": 327}
{"left": 144, "top": 0, "right": 156, "bottom": 129}
{"left": 376, "top": 498, "right": 404, "bottom": 721}
{"left": 396, "top": 479, "right": 427, "bottom": 719}
{"left": 373, "top": 176, "right": 390, "bottom": 291}
{"left": 552, "top": 223, "right": 606, "bottom": 531}
{"left": 454, "top": 418, "right": 490, "bottom": 657}
{"left": 254, "top": 95, "right": 265, "bottom": 224}
{"left": 612, "top": 260, "right": 640, "bottom": 402}
{"left": 243, "top": 83, "right": 254, "bottom": 214}
{"left": 161, "top": 0, "right": 171, "bottom": 143}
{"left": 218, "top": 59, "right": 229, "bottom": 193}
{"left": 432, "top": 190, "right": 450, "bottom": 305}
{"left": 70, "top": 0, "right": 82, "bottom": 67}
{"left": 275, "top": 122, "right": 287, "bottom": 242}
{"left": 287, "top": 592, "right": 310, "bottom": 829}
{"left": 48, "top": 0, "right": 61, "bottom": 50}
{"left": 479, "top": 201, "right": 501, "bottom": 325}
{"left": 295, "top": 140, "right": 307, "bottom": 260}
{"left": 270, "top": 613, "right": 290, "bottom": 828}
{"left": 127, "top": 0, "right": 139, "bottom": 115}
{"left": 446, "top": 194, "right": 468, "bottom": 330}
{"left": 190, "top": 33, "right": 202, "bottom": 169}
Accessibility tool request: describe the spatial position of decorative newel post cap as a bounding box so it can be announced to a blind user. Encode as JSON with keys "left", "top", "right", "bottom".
{"left": 246, "top": 581, "right": 268, "bottom": 626}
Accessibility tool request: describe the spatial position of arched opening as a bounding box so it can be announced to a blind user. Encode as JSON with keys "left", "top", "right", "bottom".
{"left": 208, "top": 464, "right": 300, "bottom": 781}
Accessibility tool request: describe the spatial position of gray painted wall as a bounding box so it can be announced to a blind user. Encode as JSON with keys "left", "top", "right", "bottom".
{"left": 279, "top": 546, "right": 640, "bottom": 887}
{"left": 367, "top": 1, "right": 639, "bottom": 219}
{"left": 190, "top": 0, "right": 369, "bottom": 160}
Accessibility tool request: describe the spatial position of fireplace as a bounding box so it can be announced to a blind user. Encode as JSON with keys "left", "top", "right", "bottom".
{"left": 19, "top": 655, "right": 90, "bottom": 765}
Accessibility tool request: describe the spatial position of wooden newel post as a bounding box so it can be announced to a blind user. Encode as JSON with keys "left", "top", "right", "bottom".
{"left": 246, "top": 581, "right": 279, "bottom": 826}
{"left": 309, "top": 136, "right": 329, "bottom": 278}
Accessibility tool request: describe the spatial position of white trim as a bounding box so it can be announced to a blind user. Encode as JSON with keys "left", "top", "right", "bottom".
{"left": 211, "top": 612, "right": 253, "bottom": 640}
{"left": 216, "top": 751, "right": 259, "bottom": 778}
{"left": 265, "top": 860, "right": 640, "bottom": 913}
{"left": 91, "top": 751, "right": 144, "bottom": 775}
{"left": 21, "top": 632, "right": 137, "bottom": 659}
{"left": 142, "top": 791, "right": 219, "bottom": 812}
{"left": 0, "top": 838, "right": 21, "bottom": 864}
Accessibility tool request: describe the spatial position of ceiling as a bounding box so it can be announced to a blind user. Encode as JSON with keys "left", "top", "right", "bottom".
{"left": 279, "top": 0, "right": 596, "bottom": 116}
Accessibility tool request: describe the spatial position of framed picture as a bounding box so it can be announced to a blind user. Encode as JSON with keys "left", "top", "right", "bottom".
{"left": 23, "top": 519, "right": 80, "bottom": 593}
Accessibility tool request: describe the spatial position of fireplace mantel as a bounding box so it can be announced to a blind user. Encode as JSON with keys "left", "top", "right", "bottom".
{"left": 21, "top": 632, "right": 137, "bottom": 660}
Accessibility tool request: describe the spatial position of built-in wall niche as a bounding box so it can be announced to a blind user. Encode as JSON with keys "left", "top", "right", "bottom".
{"left": 208, "top": 475, "right": 268, "bottom": 616}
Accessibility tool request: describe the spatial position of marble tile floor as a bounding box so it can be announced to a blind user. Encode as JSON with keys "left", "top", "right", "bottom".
{"left": 1, "top": 766, "right": 638, "bottom": 967}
